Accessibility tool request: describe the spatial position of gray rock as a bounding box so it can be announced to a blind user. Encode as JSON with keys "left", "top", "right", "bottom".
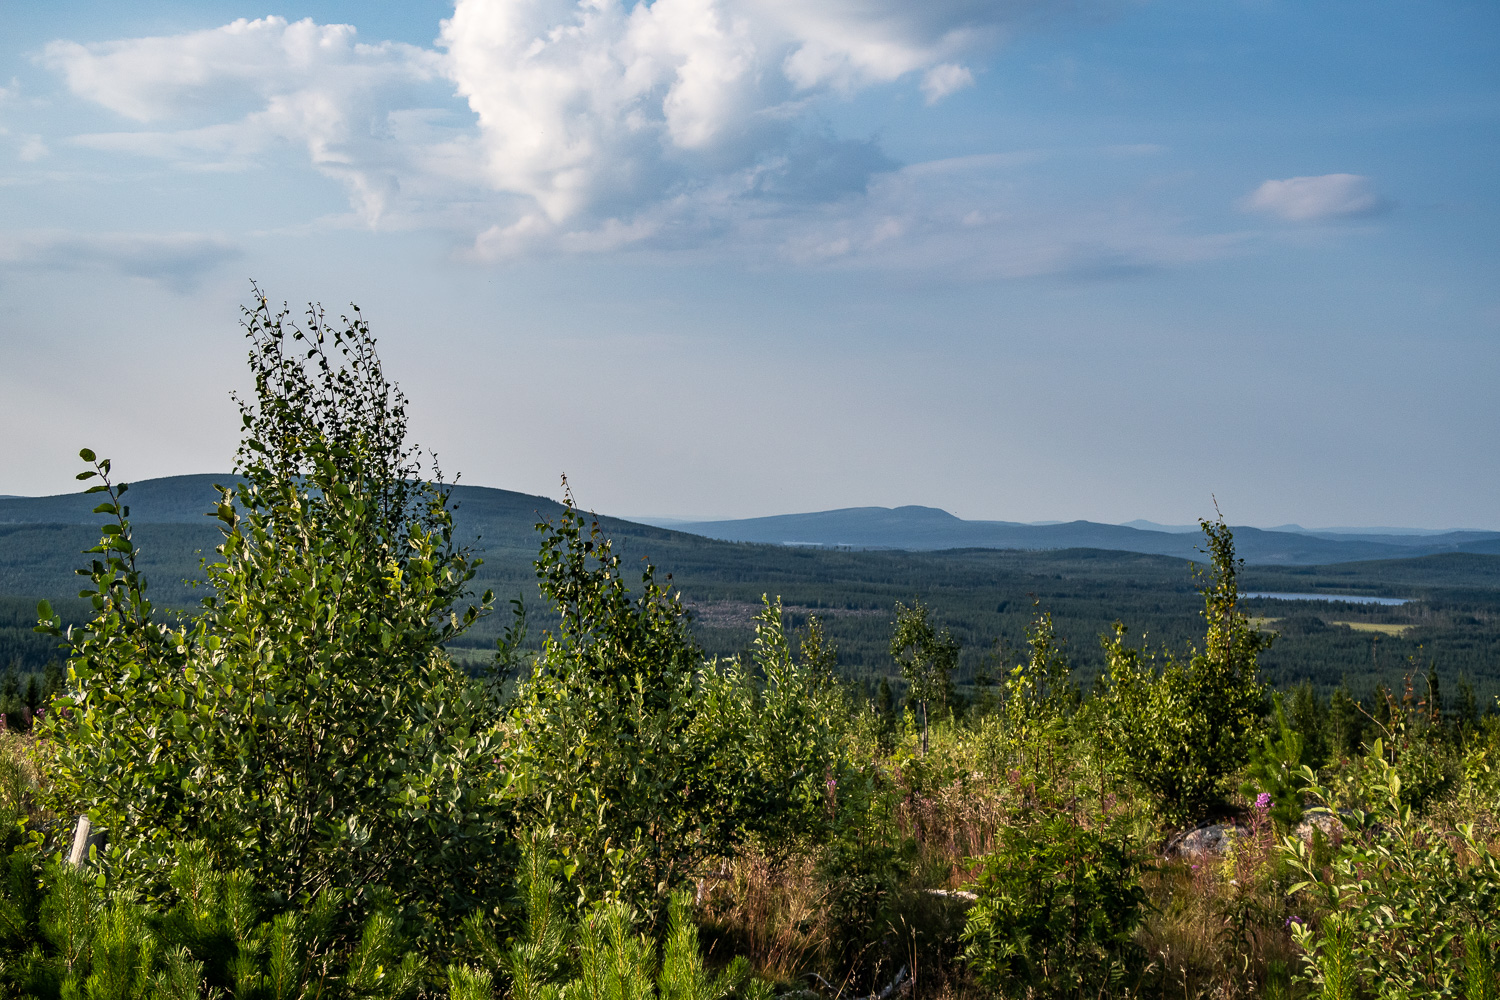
{"left": 1293, "top": 808, "right": 1345, "bottom": 844}
{"left": 1166, "top": 823, "right": 1245, "bottom": 859}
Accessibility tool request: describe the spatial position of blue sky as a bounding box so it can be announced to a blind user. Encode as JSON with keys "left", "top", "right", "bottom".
{"left": 1, "top": 0, "right": 1496, "bottom": 527}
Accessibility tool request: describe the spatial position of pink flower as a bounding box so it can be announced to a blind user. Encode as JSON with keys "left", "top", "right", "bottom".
{"left": 1256, "top": 792, "right": 1272, "bottom": 812}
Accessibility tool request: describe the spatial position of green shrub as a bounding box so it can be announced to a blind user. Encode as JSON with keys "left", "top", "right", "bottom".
{"left": 961, "top": 815, "right": 1147, "bottom": 998}
{"left": 1094, "top": 517, "right": 1270, "bottom": 824}
{"left": 0, "top": 842, "right": 423, "bottom": 999}
{"left": 812, "top": 764, "right": 911, "bottom": 982}
{"left": 1284, "top": 741, "right": 1500, "bottom": 998}
{"left": 507, "top": 498, "right": 848, "bottom": 914}
{"left": 1243, "top": 694, "right": 1311, "bottom": 831}
{"left": 453, "top": 840, "right": 762, "bottom": 1000}
{"left": 36, "top": 293, "right": 509, "bottom": 939}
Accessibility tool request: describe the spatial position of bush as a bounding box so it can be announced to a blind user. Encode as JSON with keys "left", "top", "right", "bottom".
{"left": 1284, "top": 741, "right": 1500, "bottom": 998}
{"left": 0, "top": 842, "right": 424, "bottom": 999}
{"left": 507, "top": 500, "right": 849, "bottom": 915}
{"left": 451, "top": 840, "right": 764, "bottom": 1000}
{"left": 36, "top": 293, "right": 508, "bottom": 939}
{"left": 961, "top": 815, "right": 1147, "bottom": 998}
{"left": 1094, "top": 517, "right": 1270, "bottom": 823}
{"left": 1243, "top": 694, "right": 1311, "bottom": 832}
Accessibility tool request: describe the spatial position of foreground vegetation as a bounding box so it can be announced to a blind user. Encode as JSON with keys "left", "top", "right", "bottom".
{"left": 2, "top": 293, "right": 1498, "bottom": 999}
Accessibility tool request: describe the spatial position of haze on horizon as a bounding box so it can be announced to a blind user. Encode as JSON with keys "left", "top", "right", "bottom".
{"left": 1, "top": 0, "right": 1496, "bottom": 531}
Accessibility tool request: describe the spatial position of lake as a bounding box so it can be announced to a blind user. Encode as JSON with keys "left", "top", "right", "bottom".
{"left": 1242, "top": 591, "right": 1409, "bottom": 606}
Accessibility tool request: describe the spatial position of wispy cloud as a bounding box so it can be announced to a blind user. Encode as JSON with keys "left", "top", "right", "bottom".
{"left": 469, "top": 149, "right": 1247, "bottom": 281}
{"left": 0, "top": 230, "right": 241, "bottom": 291}
{"left": 43, "top": 17, "right": 452, "bottom": 223}
{"left": 16, "top": 136, "right": 47, "bottom": 162}
{"left": 1240, "top": 173, "right": 1389, "bottom": 222}
{"left": 919, "top": 63, "right": 975, "bottom": 103}
{"left": 765, "top": 153, "right": 1247, "bottom": 279}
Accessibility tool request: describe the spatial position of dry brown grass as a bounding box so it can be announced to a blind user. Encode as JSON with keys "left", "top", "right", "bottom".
{"left": 893, "top": 776, "right": 1005, "bottom": 889}
{"left": 1137, "top": 812, "right": 1300, "bottom": 999}
{"left": 0, "top": 730, "right": 50, "bottom": 824}
{"left": 695, "top": 721, "right": 1327, "bottom": 1000}
{"left": 1326, "top": 620, "right": 1412, "bottom": 636}
{"left": 698, "top": 851, "right": 833, "bottom": 987}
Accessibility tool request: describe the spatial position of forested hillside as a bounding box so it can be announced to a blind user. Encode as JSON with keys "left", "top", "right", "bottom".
{"left": 662, "top": 506, "right": 1500, "bottom": 563}
{"left": 5, "top": 479, "right": 1500, "bottom": 700}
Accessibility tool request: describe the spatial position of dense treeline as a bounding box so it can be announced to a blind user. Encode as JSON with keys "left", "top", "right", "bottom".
{"left": 7, "top": 526, "right": 1500, "bottom": 700}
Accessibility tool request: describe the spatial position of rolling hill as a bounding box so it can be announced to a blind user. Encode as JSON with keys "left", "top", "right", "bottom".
{"left": 4, "top": 476, "right": 1500, "bottom": 699}
{"left": 656, "top": 506, "right": 1500, "bottom": 564}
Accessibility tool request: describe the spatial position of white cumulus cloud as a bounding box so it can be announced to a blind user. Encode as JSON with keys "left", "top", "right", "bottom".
{"left": 438, "top": 0, "right": 1031, "bottom": 235}
{"left": 37, "top": 1, "right": 1226, "bottom": 276}
{"left": 43, "top": 17, "right": 453, "bottom": 224}
{"left": 43, "top": 3, "right": 1065, "bottom": 237}
{"left": 1240, "top": 173, "right": 1388, "bottom": 222}
{"left": 0, "top": 230, "right": 241, "bottom": 291}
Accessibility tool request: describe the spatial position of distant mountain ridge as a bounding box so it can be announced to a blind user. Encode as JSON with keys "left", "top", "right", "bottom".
{"left": 5, "top": 477, "right": 1500, "bottom": 566}
{"left": 0, "top": 475, "right": 242, "bottom": 526}
{"left": 657, "top": 507, "right": 1500, "bottom": 565}
{"left": 0, "top": 474, "right": 662, "bottom": 554}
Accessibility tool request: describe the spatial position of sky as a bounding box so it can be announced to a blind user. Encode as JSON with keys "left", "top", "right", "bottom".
{"left": 0, "top": 0, "right": 1496, "bottom": 528}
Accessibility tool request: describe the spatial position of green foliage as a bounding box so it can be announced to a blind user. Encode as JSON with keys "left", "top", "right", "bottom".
{"left": 1377, "top": 682, "right": 1461, "bottom": 812}
{"left": 716, "top": 598, "right": 851, "bottom": 852}
{"left": 961, "top": 815, "right": 1147, "bottom": 998}
{"left": 1004, "top": 609, "right": 1077, "bottom": 735}
{"left": 1329, "top": 684, "right": 1372, "bottom": 760}
{"left": 0, "top": 843, "right": 423, "bottom": 1000}
{"left": 1287, "top": 681, "right": 1334, "bottom": 770}
{"left": 503, "top": 842, "right": 573, "bottom": 1000}
{"left": 889, "top": 600, "right": 959, "bottom": 754}
{"left": 1296, "top": 911, "right": 1358, "bottom": 1000}
{"left": 1243, "top": 694, "right": 1310, "bottom": 831}
{"left": 1094, "top": 517, "right": 1271, "bottom": 823}
{"left": 1284, "top": 739, "right": 1500, "bottom": 998}
{"left": 36, "top": 293, "right": 508, "bottom": 937}
{"left": 452, "top": 847, "right": 758, "bottom": 1000}
{"left": 508, "top": 496, "right": 848, "bottom": 914}
{"left": 973, "top": 610, "right": 1082, "bottom": 801}
{"left": 1466, "top": 928, "right": 1499, "bottom": 1000}
{"left": 506, "top": 493, "right": 716, "bottom": 909}
{"left": 813, "top": 762, "right": 911, "bottom": 980}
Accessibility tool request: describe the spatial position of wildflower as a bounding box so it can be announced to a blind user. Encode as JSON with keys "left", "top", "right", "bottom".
{"left": 1256, "top": 792, "right": 1272, "bottom": 812}
{"left": 1285, "top": 916, "right": 1303, "bottom": 928}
